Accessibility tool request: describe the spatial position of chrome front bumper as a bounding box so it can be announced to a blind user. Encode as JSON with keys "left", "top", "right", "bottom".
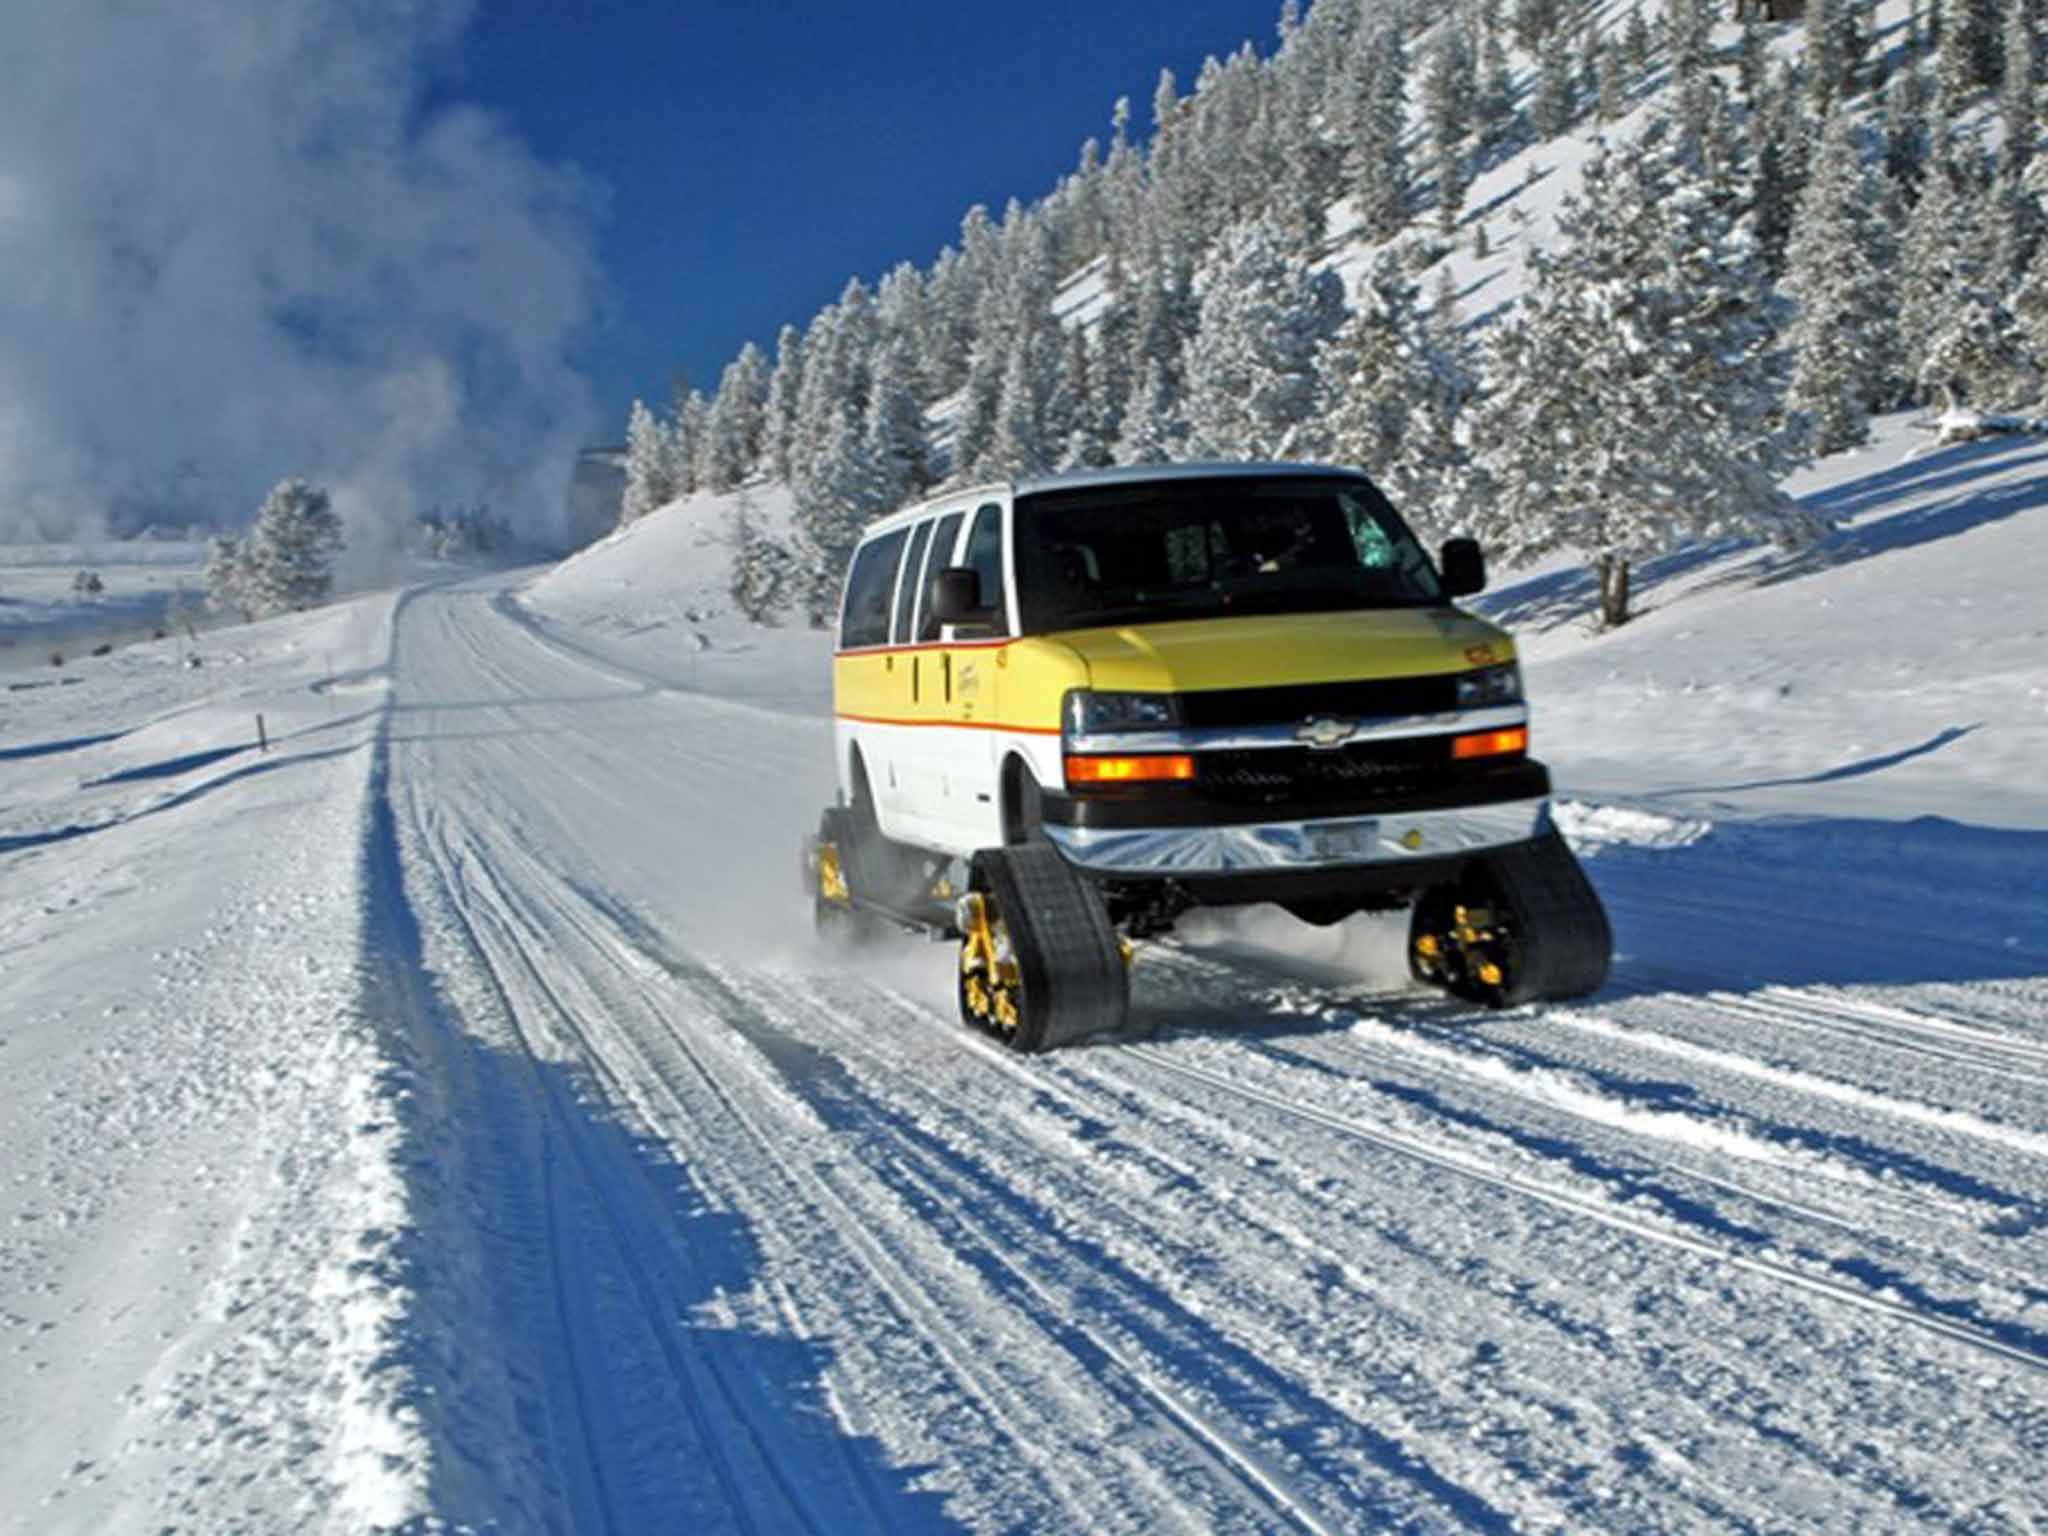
{"left": 1042, "top": 796, "right": 1552, "bottom": 877}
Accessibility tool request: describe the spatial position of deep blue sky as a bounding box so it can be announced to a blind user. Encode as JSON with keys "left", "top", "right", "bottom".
{"left": 428, "top": 2, "right": 1283, "bottom": 441}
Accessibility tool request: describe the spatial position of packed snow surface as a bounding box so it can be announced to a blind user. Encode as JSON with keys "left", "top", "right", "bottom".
{"left": 4, "top": 414, "right": 2046, "bottom": 1531}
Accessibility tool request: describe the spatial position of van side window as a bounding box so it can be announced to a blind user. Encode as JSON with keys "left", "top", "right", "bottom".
{"left": 959, "top": 503, "right": 1007, "bottom": 634}
{"left": 891, "top": 520, "right": 933, "bottom": 644}
{"left": 838, "top": 528, "right": 908, "bottom": 650}
{"left": 915, "top": 511, "right": 966, "bottom": 643}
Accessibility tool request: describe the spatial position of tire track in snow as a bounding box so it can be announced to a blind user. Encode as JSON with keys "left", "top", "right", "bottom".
{"left": 479, "top": 825, "right": 1345, "bottom": 1534}
{"left": 1109, "top": 1040, "right": 2048, "bottom": 1379}
{"left": 574, "top": 912, "right": 1805, "bottom": 1534}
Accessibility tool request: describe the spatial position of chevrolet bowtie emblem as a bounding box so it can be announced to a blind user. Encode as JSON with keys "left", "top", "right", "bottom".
{"left": 1295, "top": 716, "right": 1357, "bottom": 750}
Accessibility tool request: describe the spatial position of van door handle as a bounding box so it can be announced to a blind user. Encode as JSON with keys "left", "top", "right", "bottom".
{"left": 942, "top": 653, "right": 952, "bottom": 701}
{"left": 911, "top": 653, "right": 919, "bottom": 703}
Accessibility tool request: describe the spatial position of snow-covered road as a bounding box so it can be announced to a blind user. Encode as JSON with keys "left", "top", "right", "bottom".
{"left": 358, "top": 573, "right": 2048, "bottom": 1532}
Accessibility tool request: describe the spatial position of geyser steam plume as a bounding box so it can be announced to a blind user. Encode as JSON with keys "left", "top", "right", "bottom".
{"left": 0, "top": 0, "right": 608, "bottom": 567}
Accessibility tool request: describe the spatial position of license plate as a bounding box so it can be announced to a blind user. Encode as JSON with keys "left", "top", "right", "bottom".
{"left": 1307, "top": 818, "right": 1379, "bottom": 860}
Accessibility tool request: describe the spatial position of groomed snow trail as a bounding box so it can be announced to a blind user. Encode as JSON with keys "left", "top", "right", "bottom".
{"left": 377, "top": 575, "right": 2048, "bottom": 1533}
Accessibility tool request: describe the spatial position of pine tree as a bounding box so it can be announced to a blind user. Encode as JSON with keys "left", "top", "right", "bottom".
{"left": 1898, "top": 149, "right": 1975, "bottom": 389}
{"left": 1884, "top": 68, "right": 1932, "bottom": 196}
{"left": 239, "top": 479, "right": 344, "bottom": 616}
{"left": 1623, "top": 3, "right": 1653, "bottom": 84}
{"left": 1532, "top": 41, "right": 1574, "bottom": 139}
{"left": 1935, "top": 0, "right": 1982, "bottom": 112}
{"left": 1113, "top": 357, "right": 1178, "bottom": 464}
{"left": 676, "top": 390, "right": 709, "bottom": 495}
{"left": 621, "top": 398, "right": 677, "bottom": 525}
{"left": 1423, "top": 25, "right": 1475, "bottom": 236}
{"left": 864, "top": 332, "right": 932, "bottom": 506}
{"left": 2002, "top": 0, "right": 2040, "bottom": 178}
{"left": 792, "top": 410, "right": 882, "bottom": 628}
{"left": 1345, "top": 18, "right": 1410, "bottom": 241}
{"left": 1467, "top": 121, "right": 1811, "bottom": 629}
{"left": 1181, "top": 220, "right": 1347, "bottom": 460}
{"left": 764, "top": 323, "right": 805, "bottom": 484}
{"left": 1808, "top": 0, "right": 1846, "bottom": 114}
{"left": 726, "top": 487, "right": 792, "bottom": 625}
{"left": 1785, "top": 110, "right": 1899, "bottom": 450}
{"left": 1319, "top": 246, "right": 1470, "bottom": 529}
{"left": 203, "top": 535, "right": 248, "bottom": 620}
{"left": 1479, "top": 31, "right": 1516, "bottom": 144}
{"left": 1737, "top": 11, "right": 1768, "bottom": 107}
{"left": 1512, "top": 0, "right": 1560, "bottom": 54}
{"left": 1598, "top": 37, "right": 1626, "bottom": 123}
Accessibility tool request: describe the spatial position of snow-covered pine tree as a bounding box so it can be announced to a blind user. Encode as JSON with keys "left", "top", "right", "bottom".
{"left": 2002, "top": 0, "right": 2039, "bottom": 178}
{"left": 1467, "top": 120, "right": 1811, "bottom": 629}
{"left": 1751, "top": 61, "right": 1812, "bottom": 275}
{"left": 792, "top": 409, "right": 882, "bottom": 628}
{"left": 1181, "top": 219, "right": 1346, "bottom": 461}
{"left": 1808, "top": 0, "right": 1847, "bottom": 114}
{"left": 203, "top": 535, "right": 248, "bottom": 619}
{"left": 1512, "top": 0, "right": 1560, "bottom": 54}
{"left": 1883, "top": 66, "right": 1932, "bottom": 194}
{"left": 1738, "top": 11, "right": 1768, "bottom": 106}
{"left": 1667, "top": 0, "right": 1718, "bottom": 154}
{"left": 864, "top": 331, "right": 932, "bottom": 507}
{"left": 1897, "top": 147, "right": 1979, "bottom": 390}
{"left": 764, "top": 323, "right": 805, "bottom": 484}
{"left": 1423, "top": 24, "right": 1474, "bottom": 236}
{"left": 1478, "top": 29, "right": 1516, "bottom": 143}
{"left": 1957, "top": 0, "right": 2004, "bottom": 88}
{"left": 2013, "top": 193, "right": 2048, "bottom": 373}
{"left": 1623, "top": 3, "right": 1653, "bottom": 83}
{"left": 700, "top": 345, "right": 767, "bottom": 494}
{"left": 621, "top": 398, "right": 677, "bottom": 525}
{"left": 1269, "top": 13, "right": 1339, "bottom": 251}
{"left": 1784, "top": 109, "right": 1900, "bottom": 450}
{"left": 1935, "top": 0, "right": 1984, "bottom": 112}
{"left": 1344, "top": 17, "right": 1410, "bottom": 242}
{"left": 1114, "top": 357, "right": 1178, "bottom": 464}
{"left": 239, "top": 478, "right": 344, "bottom": 616}
{"left": 1054, "top": 326, "right": 1114, "bottom": 469}
{"left": 668, "top": 390, "right": 703, "bottom": 495}
{"left": 1319, "top": 249, "right": 1421, "bottom": 491}
{"left": 1599, "top": 36, "right": 1627, "bottom": 123}
{"left": 1920, "top": 288, "right": 2034, "bottom": 408}
{"left": 726, "top": 487, "right": 792, "bottom": 625}
{"left": 1531, "top": 40, "right": 1575, "bottom": 139}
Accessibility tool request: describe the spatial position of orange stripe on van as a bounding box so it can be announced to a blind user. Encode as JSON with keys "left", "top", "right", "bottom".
{"left": 834, "top": 712, "right": 1062, "bottom": 735}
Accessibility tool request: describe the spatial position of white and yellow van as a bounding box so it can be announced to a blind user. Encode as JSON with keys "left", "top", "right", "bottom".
{"left": 809, "top": 462, "right": 1610, "bottom": 1051}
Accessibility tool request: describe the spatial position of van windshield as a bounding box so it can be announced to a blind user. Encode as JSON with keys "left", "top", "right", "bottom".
{"left": 1014, "top": 476, "right": 1444, "bottom": 634}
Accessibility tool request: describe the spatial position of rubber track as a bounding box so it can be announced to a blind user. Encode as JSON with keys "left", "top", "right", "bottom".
{"left": 1490, "top": 830, "right": 1612, "bottom": 1004}
{"left": 978, "top": 843, "right": 1129, "bottom": 1052}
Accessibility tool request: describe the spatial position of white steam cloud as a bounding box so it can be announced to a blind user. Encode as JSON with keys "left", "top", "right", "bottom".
{"left": 0, "top": 0, "right": 606, "bottom": 566}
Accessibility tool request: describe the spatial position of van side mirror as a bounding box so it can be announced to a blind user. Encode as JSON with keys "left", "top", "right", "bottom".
{"left": 1439, "top": 537, "right": 1486, "bottom": 598}
{"left": 930, "top": 566, "right": 988, "bottom": 625}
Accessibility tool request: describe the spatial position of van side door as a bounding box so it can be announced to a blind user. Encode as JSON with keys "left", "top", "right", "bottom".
{"left": 938, "top": 499, "right": 1013, "bottom": 852}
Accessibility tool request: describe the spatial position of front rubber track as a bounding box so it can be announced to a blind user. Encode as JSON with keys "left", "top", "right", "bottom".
{"left": 972, "top": 843, "right": 1129, "bottom": 1053}
{"left": 1486, "top": 829, "right": 1613, "bottom": 1005}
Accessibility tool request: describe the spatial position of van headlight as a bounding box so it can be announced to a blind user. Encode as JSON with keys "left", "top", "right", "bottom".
{"left": 1063, "top": 690, "right": 1184, "bottom": 736}
{"left": 1456, "top": 662, "right": 1522, "bottom": 708}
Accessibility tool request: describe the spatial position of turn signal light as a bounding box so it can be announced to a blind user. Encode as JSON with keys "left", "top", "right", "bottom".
{"left": 1451, "top": 726, "right": 1528, "bottom": 760}
{"left": 1064, "top": 753, "right": 1196, "bottom": 785}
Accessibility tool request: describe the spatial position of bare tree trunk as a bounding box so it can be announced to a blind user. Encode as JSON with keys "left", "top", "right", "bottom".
{"left": 1596, "top": 553, "right": 1632, "bottom": 629}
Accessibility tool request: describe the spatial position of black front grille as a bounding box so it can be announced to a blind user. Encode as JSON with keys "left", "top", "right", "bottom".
{"left": 1198, "top": 736, "right": 1456, "bottom": 806}
{"left": 1180, "top": 673, "right": 1461, "bottom": 730}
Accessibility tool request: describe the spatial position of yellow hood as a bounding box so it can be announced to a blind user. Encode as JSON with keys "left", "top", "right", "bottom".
{"left": 1057, "top": 608, "right": 1513, "bottom": 694}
